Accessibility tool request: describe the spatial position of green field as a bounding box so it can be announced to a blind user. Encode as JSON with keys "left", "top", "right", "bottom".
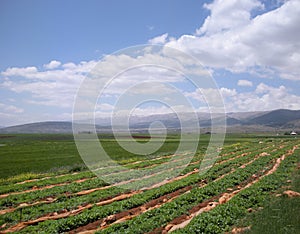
{"left": 0, "top": 134, "right": 83, "bottom": 179}
{"left": 0, "top": 133, "right": 299, "bottom": 233}
{"left": 0, "top": 133, "right": 262, "bottom": 179}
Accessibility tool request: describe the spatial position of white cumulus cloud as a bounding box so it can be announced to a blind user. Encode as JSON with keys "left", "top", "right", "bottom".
{"left": 43, "top": 60, "right": 61, "bottom": 69}
{"left": 1, "top": 66, "right": 38, "bottom": 77}
{"left": 238, "top": 79, "right": 253, "bottom": 86}
{"left": 184, "top": 82, "right": 300, "bottom": 112}
{"left": 226, "top": 83, "right": 300, "bottom": 111}
{"left": 166, "top": 0, "right": 300, "bottom": 80}
{"left": 1, "top": 60, "right": 97, "bottom": 108}
{"left": 197, "top": 0, "right": 264, "bottom": 35}
{"left": 148, "top": 33, "right": 169, "bottom": 44}
{"left": 0, "top": 103, "right": 24, "bottom": 114}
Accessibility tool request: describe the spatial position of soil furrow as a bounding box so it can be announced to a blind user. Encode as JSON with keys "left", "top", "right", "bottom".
{"left": 15, "top": 172, "right": 80, "bottom": 185}
{"left": 0, "top": 177, "right": 91, "bottom": 199}
{"left": 0, "top": 197, "right": 58, "bottom": 215}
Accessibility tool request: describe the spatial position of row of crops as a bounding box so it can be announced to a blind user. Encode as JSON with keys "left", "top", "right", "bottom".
{"left": 0, "top": 138, "right": 299, "bottom": 233}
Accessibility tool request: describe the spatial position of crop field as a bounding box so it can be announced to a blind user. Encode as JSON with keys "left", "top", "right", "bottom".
{"left": 0, "top": 134, "right": 299, "bottom": 233}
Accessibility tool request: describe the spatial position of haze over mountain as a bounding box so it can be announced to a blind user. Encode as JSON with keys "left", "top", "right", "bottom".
{"left": 0, "top": 109, "right": 299, "bottom": 134}
{"left": 246, "top": 109, "right": 300, "bottom": 127}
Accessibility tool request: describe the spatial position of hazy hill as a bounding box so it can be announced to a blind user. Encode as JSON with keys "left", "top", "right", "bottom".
{"left": 0, "top": 109, "right": 299, "bottom": 134}
{"left": 247, "top": 109, "right": 300, "bottom": 127}
{"left": 0, "top": 122, "right": 74, "bottom": 133}
{"left": 282, "top": 119, "right": 300, "bottom": 129}
{"left": 226, "top": 111, "right": 270, "bottom": 121}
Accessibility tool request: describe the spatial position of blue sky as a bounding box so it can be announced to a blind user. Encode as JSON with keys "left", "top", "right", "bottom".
{"left": 0, "top": 0, "right": 207, "bottom": 68}
{"left": 1, "top": 0, "right": 300, "bottom": 126}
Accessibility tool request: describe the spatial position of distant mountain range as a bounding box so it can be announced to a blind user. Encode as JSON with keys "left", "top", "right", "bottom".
{"left": 0, "top": 122, "right": 75, "bottom": 134}
{"left": 0, "top": 109, "right": 299, "bottom": 134}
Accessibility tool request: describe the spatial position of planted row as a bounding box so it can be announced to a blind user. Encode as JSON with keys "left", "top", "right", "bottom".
{"left": 176, "top": 148, "right": 300, "bottom": 233}
{"left": 0, "top": 145, "right": 255, "bottom": 230}
{"left": 97, "top": 147, "right": 285, "bottom": 233}
{"left": 18, "top": 142, "right": 286, "bottom": 233}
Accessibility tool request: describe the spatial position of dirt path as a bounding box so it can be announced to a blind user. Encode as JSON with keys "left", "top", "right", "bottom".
{"left": 0, "top": 177, "right": 93, "bottom": 199}
{"left": 0, "top": 197, "right": 58, "bottom": 215}
{"left": 15, "top": 172, "right": 81, "bottom": 185}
